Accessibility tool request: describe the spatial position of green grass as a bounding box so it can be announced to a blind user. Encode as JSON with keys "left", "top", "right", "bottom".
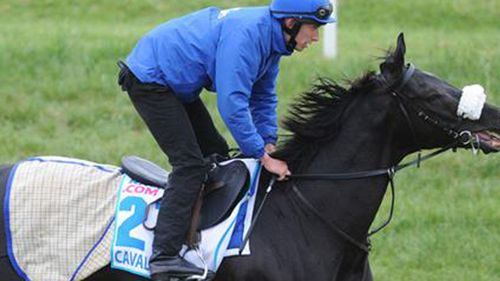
{"left": 0, "top": 0, "right": 498, "bottom": 280}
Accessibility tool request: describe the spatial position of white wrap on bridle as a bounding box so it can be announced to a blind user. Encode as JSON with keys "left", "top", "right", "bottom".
{"left": 457, "top": 84, "right": 487, "bottom": 120}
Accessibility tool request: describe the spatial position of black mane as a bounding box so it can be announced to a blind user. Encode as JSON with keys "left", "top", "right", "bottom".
{"left": 275, "top": 71, "right": 381, "bottom": 171}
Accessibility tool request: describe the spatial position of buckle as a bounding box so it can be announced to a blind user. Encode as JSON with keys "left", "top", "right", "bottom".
{"left": 458, "top": 130, "right": 473, "bottom": 145}
{"left": 314, "top": 3, "right": 333, "bottom": 20}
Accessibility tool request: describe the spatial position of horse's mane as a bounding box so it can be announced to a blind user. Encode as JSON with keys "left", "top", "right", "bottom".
{"left": 274, "top": 71, "right": 381, "bottom": 171}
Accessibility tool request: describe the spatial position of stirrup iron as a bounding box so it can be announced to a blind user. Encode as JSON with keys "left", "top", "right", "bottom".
{"left": 185, "top": 247, "right": 210, "bottom": 281}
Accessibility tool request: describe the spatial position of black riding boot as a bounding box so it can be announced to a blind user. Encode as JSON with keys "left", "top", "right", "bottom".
{"left": 149, "top": 252, "right": 215, "bottom": 281}
{"left": 150, "top": 165, "right": 214, "bottom": 281}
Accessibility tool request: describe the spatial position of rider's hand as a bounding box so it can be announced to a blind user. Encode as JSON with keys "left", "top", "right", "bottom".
{"left": 265, "top": 143, "right": 276, "bottom": 154}
{"left": 260, "top": 153, "right": 291, "bottom": 181}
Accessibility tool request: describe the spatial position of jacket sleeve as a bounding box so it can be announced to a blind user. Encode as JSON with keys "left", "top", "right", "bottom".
{"left": 250, "top": 60, "right": 279, "bottom": 145}
{"left": 215, "top": 28, "right": 266, "bottom": 159}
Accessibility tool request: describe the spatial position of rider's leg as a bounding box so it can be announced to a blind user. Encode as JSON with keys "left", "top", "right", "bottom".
{"left": 183, "top": 98, "right": 229, "bottom": 158}
{"left": 121, "top": 67, "right": 212, "bottom": 279}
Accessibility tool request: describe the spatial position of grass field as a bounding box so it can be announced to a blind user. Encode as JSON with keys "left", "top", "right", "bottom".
{"left": 0, "top": 0, "right": 498, "bottom": 280}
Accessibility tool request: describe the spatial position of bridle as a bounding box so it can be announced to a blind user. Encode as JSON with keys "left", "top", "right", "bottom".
{"left": 388, "top": 64, "right": 476, "bottom": 149}
{"left": 242, "top": 63, "right": 477, "bottom": 255}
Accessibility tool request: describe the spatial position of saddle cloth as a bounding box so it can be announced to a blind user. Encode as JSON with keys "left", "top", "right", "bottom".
{"left": 4, "top": 156, "right": 261, "bottom": 280}
{"left": 111, "top": 159, "right": 262, "bottom": 278}
{"left": 4, "top": 156, "right": 121, "bottom": 281}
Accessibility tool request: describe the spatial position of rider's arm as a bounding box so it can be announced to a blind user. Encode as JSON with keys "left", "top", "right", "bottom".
{"left": 215, "top": 27, "right": 266, "bottom": 158}
{"left": 249, "top": 60, "right": 280, "bottom": 147}
{"left": 215, "top": 26, "right": 290, "bottom": 179}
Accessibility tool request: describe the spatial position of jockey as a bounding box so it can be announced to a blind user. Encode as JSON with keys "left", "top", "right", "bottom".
{"left": 117, "top": 0, "right": 335, "bottom": 280}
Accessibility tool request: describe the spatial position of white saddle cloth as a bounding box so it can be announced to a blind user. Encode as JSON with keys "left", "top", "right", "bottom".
{"left": 5, "top": 156, "right": 121, "bottom": 281}
{"left": 5, "top": 156, "right": 261, "bottom": 281}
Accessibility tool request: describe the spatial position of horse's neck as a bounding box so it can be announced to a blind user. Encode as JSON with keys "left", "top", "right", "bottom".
{"left": 293, "top": 120, "right": 406, "bottom": 240}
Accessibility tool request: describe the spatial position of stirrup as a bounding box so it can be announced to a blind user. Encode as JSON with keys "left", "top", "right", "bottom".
{"left": 184, "top": 247, "right": 210, "bottom": 281}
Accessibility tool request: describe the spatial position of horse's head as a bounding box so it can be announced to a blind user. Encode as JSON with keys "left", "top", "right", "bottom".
{"left": 379, "top": 33, "right": 500, "bottom": 153}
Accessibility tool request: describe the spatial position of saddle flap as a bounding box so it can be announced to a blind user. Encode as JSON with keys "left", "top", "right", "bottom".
{"left": 121, "top": 156, "right": 169, "bottom": 188}
{"left": 199, "top": 160, "right": 249, "bottom": 230}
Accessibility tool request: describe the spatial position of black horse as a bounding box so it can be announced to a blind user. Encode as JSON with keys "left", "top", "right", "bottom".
{"left": 1, "top": 34, "right": 499, "bottom": 281}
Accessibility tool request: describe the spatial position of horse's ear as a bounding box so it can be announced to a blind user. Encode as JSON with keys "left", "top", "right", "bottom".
{"left": 380, "top": 33, "right": 406, "bottom": 80}
{"left": 395, "top": 32, "right": 406, "bottom": 60}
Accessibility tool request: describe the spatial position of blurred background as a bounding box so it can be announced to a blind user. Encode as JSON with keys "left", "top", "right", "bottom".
{"left": 0, "top": 0, "right": 498, "bottom": 280}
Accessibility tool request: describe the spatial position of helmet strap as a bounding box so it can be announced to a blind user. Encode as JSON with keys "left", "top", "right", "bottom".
{"left": 281, "top": 20, "right": 302, "bottom": 52}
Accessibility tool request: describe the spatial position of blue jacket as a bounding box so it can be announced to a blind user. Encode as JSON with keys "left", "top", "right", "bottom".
{"left": 126, "top": 7, "right": 292, "bottom": 158}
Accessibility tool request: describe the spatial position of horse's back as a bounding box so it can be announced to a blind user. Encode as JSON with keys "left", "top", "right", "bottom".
{"left": 0, "top": 164, "right": 23, "bottom": 281}
{"left": 1, "top": 164, "right": 14, "bottom": 256}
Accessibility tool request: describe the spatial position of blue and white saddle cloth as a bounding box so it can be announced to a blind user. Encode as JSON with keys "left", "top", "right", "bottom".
{"left": 111, "top": 159, "right": 262, "bottom": 278}
{"left": 4, "top": 156, "right": 260, "bottom": 281}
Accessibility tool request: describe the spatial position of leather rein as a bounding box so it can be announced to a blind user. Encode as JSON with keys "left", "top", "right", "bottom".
{"left": 240, "top": 64, "right": 477, "bottom": 254}
{"left": 276, "top": 64, "right": 473, "bottom": 253}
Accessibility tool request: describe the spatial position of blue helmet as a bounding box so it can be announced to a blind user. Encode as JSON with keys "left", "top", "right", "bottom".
{"left": 270, "top": 0, "right": 336, "bottom": 24}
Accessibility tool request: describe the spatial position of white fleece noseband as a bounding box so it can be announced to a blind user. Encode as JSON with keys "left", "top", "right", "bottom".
{"left": 457, "top": 84, "right": 486, "bottom": 120}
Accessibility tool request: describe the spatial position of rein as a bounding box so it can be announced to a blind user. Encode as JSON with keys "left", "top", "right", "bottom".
{"left": 242, "top": 64, "right": 476, "bottom": 254}
{"left": 287, "top": 64, "right": 480, "bottom": 253}
{"left": 288, "top": 141, "right": 457, "bottom": 181}
{"left": 239, "top": 142, "right": 457, "bottom": 254}
{"left": 288, "top": 64, "right": 468, "bottom": 254}
{"left": 285, "top": 64, "right": 419, "bottom": 252}
{"left": 287, "top": 141, "right": 457, "bottom": 253}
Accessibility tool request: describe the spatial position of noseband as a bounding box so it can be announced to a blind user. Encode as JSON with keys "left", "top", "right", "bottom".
{"left": 388, "top": 63, "right": 473, "bottom": 153}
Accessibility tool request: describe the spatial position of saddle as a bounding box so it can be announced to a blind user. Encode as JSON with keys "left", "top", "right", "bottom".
{"left": 121, "top": 156, "right": 250, "bottom": 233}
